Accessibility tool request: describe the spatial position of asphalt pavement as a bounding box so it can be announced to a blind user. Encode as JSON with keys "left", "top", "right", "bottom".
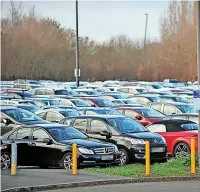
{"left": 48, "top": 181, "right": 200, "bottom": 192}
{"left": 1, "top": 167, "right": 126, "bottom": 191}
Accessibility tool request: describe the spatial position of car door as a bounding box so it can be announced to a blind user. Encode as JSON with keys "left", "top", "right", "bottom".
{"left": 30, "top": 128, "right": 61, "bottom": 165}
{"left": 7, "top": 127, "right": 32, "bottom": 165}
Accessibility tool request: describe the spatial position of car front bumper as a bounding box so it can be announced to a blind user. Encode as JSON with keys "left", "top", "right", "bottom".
{"left": 78, "top": 152, "right": 121, "bottom": 166}
{"left": 130, "top": 144, "right": 168, "bottom": 161}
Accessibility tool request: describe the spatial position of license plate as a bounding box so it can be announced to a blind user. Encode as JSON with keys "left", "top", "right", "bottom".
{"left": 151, "top": 147, "right": 165, "bottom": 153}
{"left": 101, "top": 155, "right": 114, "bottom": 160}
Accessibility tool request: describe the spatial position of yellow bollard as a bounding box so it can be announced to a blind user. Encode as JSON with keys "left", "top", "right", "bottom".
{"left": 145, "top": 141, "right": 150, "bottom": 175}
{"left": 72, "top": 143, "right": 77, "bottom": 175}
{"left": 11, "top": 143, "right": 17, "bottom": 176}
{"left": 191, "top": 139, "right": 196, "bottom": 174}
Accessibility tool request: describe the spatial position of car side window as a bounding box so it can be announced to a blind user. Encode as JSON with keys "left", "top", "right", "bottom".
{"left": 147, "top": 124, "right": 166, "bottom": 132}
{"left": 85, "top": 111, "right": 97, "bottom": 115}
{"left": 150, "top": 103, "right": 162, "bottom": 112}
{"left": 46, "top": 111, "right": 62, "bottom": 122}
{"left": 35, "top": 100, "right": 45, "bottom": 107}
{"left": 129, "top": 89, "right": 137, "bottom": 94}
{"left": 139, "top": 97, "right": 150, "bottom": 105}
{"left": 163, "top": 105, "right": 177, "bottom": 115}
{"left": 32, "top": 128, "right": 50, "bottom": 141}
{"left": 8, "top": 128, "right": 31, "bottom": 139}
{"left": 124, "top": 110, "right": 138, "bottom": 119}
{"left": 73, "top": 119, "right": 88, "bottom": 132}
{"left": 90, "top": 120, "right": 107, "bottom": 134}
{"left": 166, "top": 123, "right": 182, "bottom": 132}
{"left": 116, "top": 109, "right": 124, "bottom": 114}
{"left": 119, "top": 88, "right": 128, "bottom": 93}
{"left": 37, "top": 112, "right": 46, "bottom": 119}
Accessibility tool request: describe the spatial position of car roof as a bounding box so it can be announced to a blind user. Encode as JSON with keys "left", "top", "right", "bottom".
{"left": 152, "top": 119, "right": 196, "bottom": 124}
{"left": 166, "top": 113, "right": 198, "bottom": 117}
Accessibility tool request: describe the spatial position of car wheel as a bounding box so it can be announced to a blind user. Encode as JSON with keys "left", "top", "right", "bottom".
{"left": 39, "top": 164, "right": 49, "bottom": 169}
{"left": 61, "top": 153, "right": 73, "bottom": 169}
{"left": 174, "top": 142, "right": 190, "bottom": 157}
{"left": 1, "top": 153, "right": 11, "bottom": 169}
{"left": 119, "top": 148, "right": 130, "bottom": 165}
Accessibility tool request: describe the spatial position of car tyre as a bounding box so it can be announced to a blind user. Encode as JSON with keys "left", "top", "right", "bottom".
{"left": 61, "top": 152, "right": 73, "bottom": 170}
{"left": 119, "top": 148, "right": 130, "bottom": 165}
{"left": 1, "top": 153, "right": 11, "bottom": 170}
{"left": 174, "top": 142, "right": 190, "bottom": 158}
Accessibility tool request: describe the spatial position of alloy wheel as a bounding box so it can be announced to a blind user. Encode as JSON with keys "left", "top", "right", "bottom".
{"left": 174, "top": 143, "right": 190, "bottom": 157}
{"left": 63, "top": 154, "right": 73, "bottom": 169}
{"left": 119, "top": 149, "right": 128, "bottom": 165}
{"left": 1, "top": 153, "right": 11, "bottom": 169}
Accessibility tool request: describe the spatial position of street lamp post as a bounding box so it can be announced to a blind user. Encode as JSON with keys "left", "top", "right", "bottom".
{"left": 196, "top": 0, "right": 200, "bottom": 168}
{"left": 75, "top": 0, "right": 80, "bottom": 88}
{"left": 144, "top": 13, "right": 148, "bottom": 54}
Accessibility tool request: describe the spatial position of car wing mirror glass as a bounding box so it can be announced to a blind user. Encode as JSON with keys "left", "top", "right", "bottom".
{"left": 135, "top": 115, "right": 143, "bottom": 120}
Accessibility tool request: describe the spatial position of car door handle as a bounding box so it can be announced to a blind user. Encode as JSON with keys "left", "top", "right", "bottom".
{"left": 30, "top": 143, "right": 36, "bottom": 146}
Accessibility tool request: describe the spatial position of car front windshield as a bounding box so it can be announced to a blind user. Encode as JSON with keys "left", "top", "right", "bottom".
{"left": 94, "top": 99, "right": 115, "bottom": 107}
{"left": 98, "top": 109, "right": 123, "bottom": 116}
{"left": 152, "top": 84, "right": 164, "bottom": 89}
{"left": 176, "top": 105, "right": 196, "bottom": 113}
{"left": 49, "top": 100, "right": 61, "bottom": 105}
{"left": 48, "top": 126, "right": 87, "bottom": 141}
{"left": 108, "top": 117, "right": 148, "bottom": 133}
{"left": 124, "top": 100, "right": 138, "bottom": 104}
{"left": 135, "top": 108, "right": 165, "bottom": 118}
{"left": 60, "top": 110, "right": 79, "bottom": 117}
{"left": 136, "top": 89, "right": 147, "bottom": 93}
{"left": 175, "top": 97, "right": 189, "bottom": 103}
{"left": 3, "top": 108, "right": 43, "bottom": 122}
{"left": 180, "top": 124, "right": 198, "bottom": 131}
{"left": 71, "top": 99, "right": 91, "bottom": 107}
{"left": 148, "top": 97, "right": 162, "bottom": 102}
{"left": 18, "top": 105, "right": 41, "bottom": 113}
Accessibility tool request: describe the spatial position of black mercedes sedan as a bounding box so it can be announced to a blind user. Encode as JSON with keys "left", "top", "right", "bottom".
{"left": 60, "top": 115, "right": 168, "bottom": 165}
{"left": 1, "top": 124, "right": 120, "bottom": 169}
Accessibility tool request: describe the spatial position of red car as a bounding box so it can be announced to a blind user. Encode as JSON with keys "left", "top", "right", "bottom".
{"left": 115, "top": 107, "right": 166, "bottom": 126}
{"left": 146, "top": 119, "right": 198, "bottom": 157}
{"left": 77, "top": 97, "right": 115, "bottom": 108}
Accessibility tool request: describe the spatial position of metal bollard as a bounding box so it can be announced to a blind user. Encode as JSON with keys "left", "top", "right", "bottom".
{"left": 191, "top": 139, "right": 196, "bottom": 174}
{"left": 11, "top": 143, "right": 17, "bottom": 176}
{"left": 72, "top": 143, "right": 77, "bottom": 175}
{"left": 145, "top": 141, "right": 150, "bottom": 175}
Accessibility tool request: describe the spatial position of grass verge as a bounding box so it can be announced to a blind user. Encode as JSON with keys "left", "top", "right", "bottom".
{"left": 86, "top": 157, "right": 200, "bottom": 177}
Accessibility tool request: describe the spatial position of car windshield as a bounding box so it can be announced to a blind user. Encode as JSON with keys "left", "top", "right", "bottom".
{"left": 94, "top": 99, "right": 115, "bottom": 107}
{"left": 176, "top": 105, "right": 196, "bottom": 113}
{"left": 98, "top": 109, "right": 123, "bottom": 115}
{"left": 3, "top": 108, "right": 43, "bottom": 123}
{"left": 49, "top": 100, "right": 61, "bottom": 105}
{"left": 71, "top": 99, "right": 91, "bottom": 107}
{"left": 175, "top": 97, "right": 189, "bottom": 103}
{"left": 180, "top": 124, "right": 198, "bottom": 131}
{"left": 135, "top": 108, "right": 165, "bottom": 118}
{"left": 152, "top": 84, "right": 164, "bottom": 89}
{"left": 48, "top": 126, "right": 87, "bottom": 141}
{"left": 60, "top": 110, "right": 79, "bottom": 117}
{"left": 136, "top": 88, "right": 147, "bottom": 93}
{"left": 148, "top": 97, "right": 162, "bottom": 102}
{"left": 108, "top": 117, "right": 148, "bottom": 133}
{"left": 18, "top": 105, "right": 41, "bottom": 113}
{"left": 124, "top": 100, "right": 138, "bottom": 104}
{"left": 85, "top": 91, "right": 99, "bottom": 95}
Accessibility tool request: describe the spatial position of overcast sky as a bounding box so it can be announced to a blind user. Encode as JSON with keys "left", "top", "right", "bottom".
{"left": 1, "top": 1, "right": 168, "bottom": 42}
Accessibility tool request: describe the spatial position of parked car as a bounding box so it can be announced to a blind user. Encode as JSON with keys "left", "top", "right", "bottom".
{"left": 1, "top": 107, "right": 50, "bottom": 135}
{"left": 164, "top": 113, "right": 198, "bottom": 124}
{"left": 60, "top": 115, "right": 167, "bottom": 165}
{"left": 36, "top": 109, "right": 80, "bottom": 123}
{"left": 1, "top": 124, "right": 120, "bottom": 169}
{"left": 115, "top": 107, "right": 166, "bottom": 126}
{"left": 74, "top": 89, "right": 100, "bottom": 96}
{"left": 148, "top": 102, "right": 196, "bottom": 115}
{"left": 1, "top": 91, "right": 32, "bottom": 99}
{"left": 146, "top": 120, "right": 198, "bottom": 157}
{"left": 77, "top": 107, "right": 124, "bottom": 116}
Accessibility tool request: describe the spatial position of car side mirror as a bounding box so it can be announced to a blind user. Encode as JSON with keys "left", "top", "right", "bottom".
{"left": 100, "top": 131, "right": 112, "bottom": 138}
{"left": 42, "top": 138, "right": 53, "bottom": 145}
{"left": 2, "top": 118, "right": 12, "bottom": 126}
{"left": 135, "top": 115, "right": 143, "bottom": 120}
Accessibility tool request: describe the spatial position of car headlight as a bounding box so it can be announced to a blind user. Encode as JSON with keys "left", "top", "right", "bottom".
{"left": 160, "top": 137, "right": 166, "bottom": 144}
{"left": 78, "top": 147, "right": 94, "bottom": 154}
{"left": 127, "top": 138, "right": 146, "bottom": 145}
{"left": 114, "top": 145, "right": 119, "bottom": 152}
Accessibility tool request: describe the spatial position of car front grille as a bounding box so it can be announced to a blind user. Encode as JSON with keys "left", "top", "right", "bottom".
{"left": 93, "top": 147, "right": 115, "bottom": 154}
